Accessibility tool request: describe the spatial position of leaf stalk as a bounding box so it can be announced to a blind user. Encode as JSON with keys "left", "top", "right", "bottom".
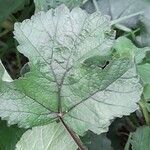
{"left": 139, "top": 100, "right": 150, "bottom": 126}
{"left": 111, "top": 11, "right": 144, "bottom": 25}
{"left": 93, "top": 0, "right": 99, "bottom": 11}
{"left": 59, "top": 116, "right": 86, "bottom": 150}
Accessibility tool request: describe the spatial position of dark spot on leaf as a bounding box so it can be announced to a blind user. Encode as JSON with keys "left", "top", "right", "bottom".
{"left": 98, "top": 61, "right": 109, "bottom": 70}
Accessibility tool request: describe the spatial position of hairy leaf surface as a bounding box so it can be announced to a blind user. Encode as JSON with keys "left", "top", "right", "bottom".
{"left": 0, "top": 5, "right": 142, "bottom": 136}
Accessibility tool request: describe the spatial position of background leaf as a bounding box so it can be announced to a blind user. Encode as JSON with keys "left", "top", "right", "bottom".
{"left": 81, "top": 132, "right": 112, "bottom": 150}
{"left": 34, "top": 0, "right": 84, "bottom": 12}
{"left": 0, "top": 0, "right": 29, "bottom": 23}
{"left": 125, "top": 126, "right": 150, "bottom": 150}
{"left": 138, "top": 9, "right": 150, "bottom": 47}
{"left": 83, "top": 0, "right": 150, "bottom": 27}
{"left": 0, "top": 119, "right": 25, "bottom": 150}
{"left": 137, "top": 63, "right": 150, "bottom": 84}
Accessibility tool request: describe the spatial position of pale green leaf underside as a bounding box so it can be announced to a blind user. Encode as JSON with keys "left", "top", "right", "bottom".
{"left": 0, "top": 5, "right": 142, "bottom": 135}
{"left": 125, "top": 126, "right": 150, "bottom": 150}
{"left": 137, "top": 63, "right": 150, "bottom": 84}
{"left": 16, "top": 122, "right": 77, "bottom": 150}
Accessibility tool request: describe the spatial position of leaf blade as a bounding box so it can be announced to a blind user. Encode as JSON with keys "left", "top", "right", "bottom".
{"left": 16, "top": 122, "right": 78, "bottom": 150}
{"left": 0, "top": 5, "right": 142, "bottom": 136}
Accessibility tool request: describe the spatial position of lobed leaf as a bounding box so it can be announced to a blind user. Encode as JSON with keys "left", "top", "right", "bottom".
{"left": 0, "top": 5, "right": 142, "bottom": 137}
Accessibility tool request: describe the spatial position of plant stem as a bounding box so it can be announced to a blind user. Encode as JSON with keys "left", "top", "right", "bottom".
{"left": 124, "top": 133, "right": 132, "bottom": 150}
{"left": 83, "top": 0, "right": 89, "bottom": 4}
{"left": 114, "top": 24, "right": 132, "bottom": 33}
{"left": 14, "top": 40, "right": 22, "bottom": 71}
{"left": 59, "top": 116, "right": 86, "bottom": 150}
{"left": 139, "top": 100, "right": 150, "bottom": 126}
{"left": 111, "top": 11, "right": 144, "bottom": 25}
{"left": 124, "top": 28, "right": 140, "bottom": 37}
{"left": 123, "top": 28, "right": 140, "bottom": 43}
{"left": 16, "top": 51, "right": 22, "bottom": 70}
{"left": 93, "top": 0, "right": 99, "bottom": 11}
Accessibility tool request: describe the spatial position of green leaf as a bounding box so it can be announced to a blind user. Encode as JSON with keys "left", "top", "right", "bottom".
{"left": 0, "top": 62, "right": 57, "bottom": 128}
{"left": 137, "top": 63, "right": 150, "bottom": 116}
{"left": 0, "top": 5, "right": 142, "bottom": 137}
{"left": 143, "top": 84, "right": 150, "bottom": 100}
{"left": 114, "top": 38, "right": 150, "bottom": 117}
{"left": 81, "top": 132, "right": 112, "bottom": 150}
{"left": 0, "top": 0, "right": 28, "bottom": 23}
{"left": 125, "top": 126, "right": 150, "bottom": 150}
{"left": 16, "top": 122, "right": 77, "bottom": 150}
{"left": 34, "top": 0, "right": 84, "bottom": 12}
{"left": 0, "top": 119, "right": 25, "bottom": 150}
{"left": 137, "top": 63, "right": 150, "bottom": 84}
{"left": 112, "top": 37, "right": 150, "bottom": 64}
